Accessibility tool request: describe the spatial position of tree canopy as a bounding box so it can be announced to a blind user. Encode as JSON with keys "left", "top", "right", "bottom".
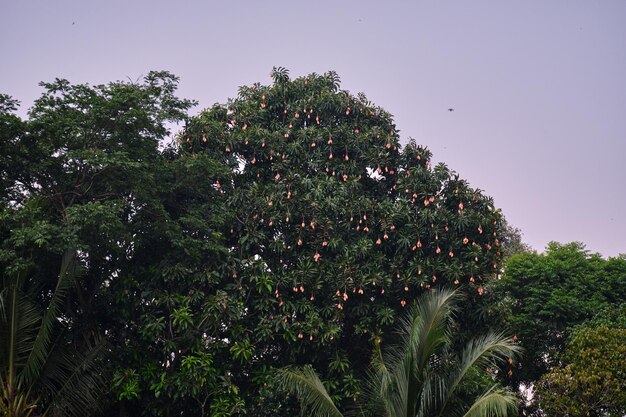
{"left": 536, "top": 324, "right": 626, "bottom": 417}
{"left": 169, "top": 67, "right": 508, "bottom": 414}
{"left": 492, "top": 242, "right": 626, "bottom": 386}
{"left": 1, "top": 68, "right": 512, "bottom": 416}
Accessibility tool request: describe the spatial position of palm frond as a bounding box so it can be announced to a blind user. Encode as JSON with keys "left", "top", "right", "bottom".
{"left": 461, "top": 387, "right": 518, "bottom": 417}
{"left": 276, "top": 365, "right": 343, "bottom": 417}
{"left": 401, "top": 289, "right": 460, "bottom": 417}
{"left": 438, "top": 333, "right": 521, "bottom": 417}
{"left": 21, "top": 249, "right": 77, "bottom": 385}
{"left": 1, "top": 276, "right": 42, "bottom": 386}
{"left": 409, "top": 289, "right": 460, "bottom": 370}
{"left": 42, "top": 337, "right": 109, "bottom": 417}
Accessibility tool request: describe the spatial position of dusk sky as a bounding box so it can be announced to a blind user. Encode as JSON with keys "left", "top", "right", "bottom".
{"left": 2, "top": 1, "right": 625, "bottom": 257}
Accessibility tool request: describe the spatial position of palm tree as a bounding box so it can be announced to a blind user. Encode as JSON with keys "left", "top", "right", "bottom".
{"left": 277, "top": 288, "right": 521, "bottom": 417}
{"left": 0, "top": 249, "right": 108, "bottom": 417}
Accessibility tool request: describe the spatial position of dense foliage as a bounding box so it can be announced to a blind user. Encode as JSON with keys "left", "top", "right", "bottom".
{"left": 0, "top": 72, "right": 208, "bottom": 416}
{"left": 1, "top": 68, "right": 514, "bottom": 416}
{"left": 491, "top": 242, "right": 626, "bottom": 414}
{"left": 536, "top": 325, "right": 626, "bottom": 417}
{"left": 493, "top": 242, "right": 626, "bottom": 383}
{"left": 179, "top": 67, "right": 508, "bottom": 414}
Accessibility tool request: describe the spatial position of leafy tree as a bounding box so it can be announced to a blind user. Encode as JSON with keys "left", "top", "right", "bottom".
{"left": 104, "top": 147, "right": 243, "bottom": 417}
{"left": 182, "top": 67, "right": 508, "bottom": 413}
{"left": 535, "top": 325, "right": 626, "bottom": 417}
{"left": 277, "top": 288, "right": 521, "bottom": 417}
{"left": 0, "top": 73, "right": 241, "bottom": 416}
{"left": 491, "top": 242, "right": 626, "bottom": 414}
{"left": 493, "top": 242, "right": 626, "bottom": 384}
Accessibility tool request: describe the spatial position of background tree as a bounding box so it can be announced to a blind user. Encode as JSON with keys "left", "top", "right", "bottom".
{"left": 490, "top": 242, "right": 626, "bottom": 414}
{"left": 535, "top": 324, "right": 626, "bottom": 417}
{"left": 498, "top": 218, "right": 531, "bottom": 259}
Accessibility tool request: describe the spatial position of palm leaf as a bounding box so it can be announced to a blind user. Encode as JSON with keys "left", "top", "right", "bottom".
{"left": 397, "top": 288, "right": 460, "bottom": 417}
{"left": 0, "top": 271, "right": 42, "bottom": 388}
{"left": 42, "top": 336, "right": 109, "bottom": 417}
{"left": 20, "top": 248, "right": 77, "bottom": 386}
{"left": 276, "top": 365, "right": 343, "bottom": 417}
{"left": 461, "top": 387, "right": 518, "bottom": 417}
{"left": 438, "top": 333, "right": 521, "bottom": 417}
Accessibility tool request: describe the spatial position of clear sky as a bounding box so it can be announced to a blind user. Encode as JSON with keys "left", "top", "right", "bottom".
{"left": 1, "top": 0, "right": 625, "bottom": 257}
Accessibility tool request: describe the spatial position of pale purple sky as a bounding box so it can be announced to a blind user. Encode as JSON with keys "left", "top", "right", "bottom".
{"left": 2, "top": 1, "right": 625, "bottom": 257}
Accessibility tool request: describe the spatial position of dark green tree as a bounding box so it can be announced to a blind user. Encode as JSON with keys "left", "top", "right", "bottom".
{"left": 491, "top": 242, "right": 626, "bottom": 414}
{"left": 0, "top": 73, "right": 241, "bottom": 416}
{"left": 494, "top": 242, "right": 626, "bottom": 383}
{"left": 182, "top": 67, "right": 508, "bottom": 414}
{"left": 536, "top": 324, "right": 626, "bottom": 417}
